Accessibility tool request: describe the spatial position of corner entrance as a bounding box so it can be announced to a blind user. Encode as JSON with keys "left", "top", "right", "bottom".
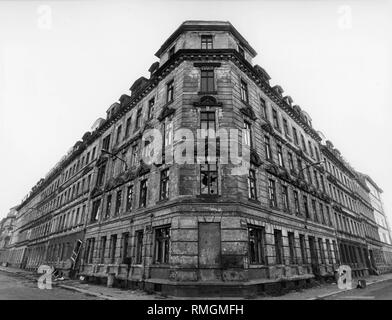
{"left": 198, "top": 222, "right": 221, "bottom": 281}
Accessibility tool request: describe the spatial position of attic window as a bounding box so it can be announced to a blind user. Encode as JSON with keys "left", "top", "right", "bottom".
{"left": 168, "top": 46, "right": 175, "bottom": 59}
{"left": 201, "top": 35, "right": 213, "bottom": 49}
{"left": 238, "top": 45, "right": 245, "bottom": 57}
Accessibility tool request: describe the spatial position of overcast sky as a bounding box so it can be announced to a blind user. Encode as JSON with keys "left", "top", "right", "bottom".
{"left": 0, "top": 0, "right": 391, "bottom": 227}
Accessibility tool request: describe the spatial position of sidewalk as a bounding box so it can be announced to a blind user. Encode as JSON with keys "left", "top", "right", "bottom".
{"left": 1, "top": 265, "right": 392, "bottom": 300}
{"left": 0, "top": 266, "right": 163, "bottom": 300}
{"left": 257, "top": 273, "right": 392, "bottom": 300}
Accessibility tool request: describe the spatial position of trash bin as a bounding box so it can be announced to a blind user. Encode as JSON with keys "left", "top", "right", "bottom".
{"left": 107, "top": 273, "right": 115, "bottom": 288}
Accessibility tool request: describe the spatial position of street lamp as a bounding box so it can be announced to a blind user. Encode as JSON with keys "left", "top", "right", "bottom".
{"left": 101, "top": 149, "right": 129, "bottom": 171}
{"left": 298, "top": 159, "right": 326, "bottom": 175}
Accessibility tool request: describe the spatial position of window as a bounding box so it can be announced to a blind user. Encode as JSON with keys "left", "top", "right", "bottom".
{"left": 109, "top": 234, "right": 117, "bottom": 264}
{"left": 301, "top": 134, "right": 307, "bottom": 153}
{"left": 248, "top": 226, "right": 266, "bottom": 264}
{"left": 201, "top": 35, "right": 213, "bottom": 49}
{"left": 283, "top": 118, "right": 289, "bottom": 136}
{"left": 292, "top": 127, "right": 299, "bottom": 145}
{"left": 297, "top": 157, "right": 303, "bottom": 177}
{"left": 326, "top": 206, "right": 331, "bottom": 226}
{"left": 100, "top": 236, "right": 106, "bottom": 264}
{"left": 238, "top": 45, "right": 245, "bottom": 57}
{"left": 114, "top": 190, "right": 122, "bottom": 216}
{"left": 318, "top": 238, "right": 325, "bottom": 263}
{"left": 326, "top": 239, "right": 333, "bottom": 264}
{"left": 243, "top": 121, "right": 252, "bottom": 147}
{"left": 299, "top": 234, "right": 307, "bottom": 264}
{"left": 282, "top": 185, "right": 289, "bottom": 211}
{"left": 126, "top": 185, "right": 133, "bottom": 212}
{"left": 128, "top": 144, "right": 140, "bottom": 167}
{"left": 167, "top": 80, "right": 174, "bottom": 103}
{"left": 116, "top": 125, "right": 122, "bottom": 144}
{"left": 87, "top": 238, "right": 95, "bottom": 263}
{"left": 268, "top": 179, "right": 277, "bottom": 207}
{"left": 303, "top": 195, "right": 310, "bottom": 218}
{"left": 260, "top": 97, "right": 267, "bottom": 119}
{"left": 288, "top": 152, "right": 294, "bottom": 171}
{"left": 168, "top": 46, "right": 175, "bottom": 58}
{"left": 274, "top": 230, "right": 284, "bottom": 265}
{"left": 139, "top": 179, "right": 148, "bottom": 208}
{"left": 264, "top": 135, "right": 272, "bottom": 161}
{"left": 96, "top": 163, "right": 106, "bottom": 187}
{"left": 272, "top": 109, "right": 280, "bottom": 130}
{"left": 308, "top": 141, "right": 314, "bottom": 158}
{"left": 248, "top": 169, "right": 257, "bottom": 200}
{"left": 135, "top": 108, "right": 142, "bottom": 130}
{"left": 121, "top": 232, "right": 129, "bottom": 264}
{"left": 314, "top": 170, "right": 319, "bottom": 189}
{"left": 306, "top": 166, "right": 312, "bottom": 185}
{"left": 125, "top": 117, "right": 132, "bottom": 137}
{"left": 240, "top": 80, "right": 249, "bottom": 103}
{"left": 160, "top": 169, "right": 169, "bottom": 200}
{"left": 315, "top": 147, "right": 320, "bottom": 162}
{"left": 288, "top": 232, "right": 296, "bottom": 264}
{"left": 105, "top": 194, "right": 112, "bottom": 219}
{"left": 319, "top": 203, "right": 326, "bottom": 224}
{"left": 277, "top": 144, "right": 284, "bottom": 167}
{"left": 154, "top": 226, "right": 170, "bottom": 264}
{"left": 135, "top": 230, "right": 144, "bottom": 264}
{"left": 201, "top": 164, "right": 218, "bottom": 195}
{"left": 312, "top": 199, "right": 318, "bottom": 222}
{"left": 102, "top": 135, "right": 111, "bottom": 151}
{"left": 162, "top": 119, "right": 174, "bottom": 164}
{"left": 91, "top": 199, "right": 101, "bottom": 222}
{"left": 200, "top": 69, "right": 214, "bottom": 92}
{"left": 147, "top": 98, "right": 155, "bottom": 120}
{"left": 293, "top": 190, "right": 300, "bottom": 215}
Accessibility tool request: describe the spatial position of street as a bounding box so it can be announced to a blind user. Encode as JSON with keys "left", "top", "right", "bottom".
{"left": 0, "top": 270, "right": 99, "bottom": 300}
{"left": 324, "top": 279, "right": 392, "bottom": 300}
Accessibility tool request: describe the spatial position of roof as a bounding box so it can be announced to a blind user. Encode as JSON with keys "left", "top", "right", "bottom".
{"left": 155, "top": 20, "right": 258, "bottom": 58}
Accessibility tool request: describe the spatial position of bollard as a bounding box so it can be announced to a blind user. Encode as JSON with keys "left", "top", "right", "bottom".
{"left": 107, "top": 273, "right": 115, "bottom": 288}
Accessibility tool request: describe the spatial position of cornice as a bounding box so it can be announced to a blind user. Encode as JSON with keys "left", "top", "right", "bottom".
{"left": 17, "top": 49, "right": 322, "bottom": 211}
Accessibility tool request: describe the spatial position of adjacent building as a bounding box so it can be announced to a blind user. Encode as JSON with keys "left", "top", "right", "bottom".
{"left": 361, "top": 174, "right": 392, "bottom": 273}
{"left": 0, "top": 207, "right": 17, "bottom": 266}
{"left": 3, "top": 21, "right": 391, "bottom": 296}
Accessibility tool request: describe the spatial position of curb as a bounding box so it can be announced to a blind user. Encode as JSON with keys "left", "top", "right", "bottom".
{"left": 308, "top": 277, "right": 392, "bottom": 300}
{"left": 57, "top": 284, "right": 117, "bottom": 300}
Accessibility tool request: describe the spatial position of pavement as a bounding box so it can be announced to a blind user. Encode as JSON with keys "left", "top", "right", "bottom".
{"left": 1, "top": 266, "right": 392, "bottom": 300}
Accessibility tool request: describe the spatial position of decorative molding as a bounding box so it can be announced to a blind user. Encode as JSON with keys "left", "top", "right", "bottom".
{"left": 240, "top": 105, "right": 257, "bottom": 121}
{"left": 193, "top": 62, "right": 222, "bottom": 68}
{"left": 250, "top": 148, "right": 262, "bottom": 167}
{"left": 158, "top": 104, "right": 176, "bottom": 121}
{"left": 193, "top": 95, "right": 223, "bottom": 108}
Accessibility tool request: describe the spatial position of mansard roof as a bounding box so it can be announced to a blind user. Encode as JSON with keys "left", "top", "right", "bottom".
{"left": 155, "top": 20, "right": 257, "bottom": 58}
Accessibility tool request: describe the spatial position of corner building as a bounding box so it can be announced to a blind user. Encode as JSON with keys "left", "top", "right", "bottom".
{"left": 79, "top": 21, "right": 339, "bottom": 296}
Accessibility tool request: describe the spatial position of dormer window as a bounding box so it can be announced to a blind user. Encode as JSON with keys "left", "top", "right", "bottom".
{"left": 201, "top": 35, "right": 213, "bottom": 49}
{"left": 168, "top": 46, "right": 175, "bottom": 59}
{"left": 238, "top": 45, "right": 245, "bottom": 57}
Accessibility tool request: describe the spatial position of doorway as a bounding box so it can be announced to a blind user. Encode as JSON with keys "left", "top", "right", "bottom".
{"left": 198, "top": 222, "right": 221, "bottom": 281}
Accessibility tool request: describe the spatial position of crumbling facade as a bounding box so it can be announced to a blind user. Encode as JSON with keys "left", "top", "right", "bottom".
{"left": 4, "top": 21, "right": 392, "bottom": 296}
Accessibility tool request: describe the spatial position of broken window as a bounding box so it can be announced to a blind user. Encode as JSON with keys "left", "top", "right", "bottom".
{"left": 200, "top": 164, "right": 218, "bottom": 195}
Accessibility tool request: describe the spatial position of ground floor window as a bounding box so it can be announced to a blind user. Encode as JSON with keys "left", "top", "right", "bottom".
{"left": 248, "top": 226, "right": 266, "bottom": 264}
{"left": 154, "top": 226, "right": 170, "bottom": 264}
{"left": 135, "top": 230, "right": 144, "bottom": 264}
{"left": 274, "top": 229, "right": 284, "bottom": 264}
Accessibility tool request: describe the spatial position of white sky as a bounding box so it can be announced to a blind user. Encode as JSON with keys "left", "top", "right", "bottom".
{"left": 0, "top": 0, "right": 391, "bottom": 227}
